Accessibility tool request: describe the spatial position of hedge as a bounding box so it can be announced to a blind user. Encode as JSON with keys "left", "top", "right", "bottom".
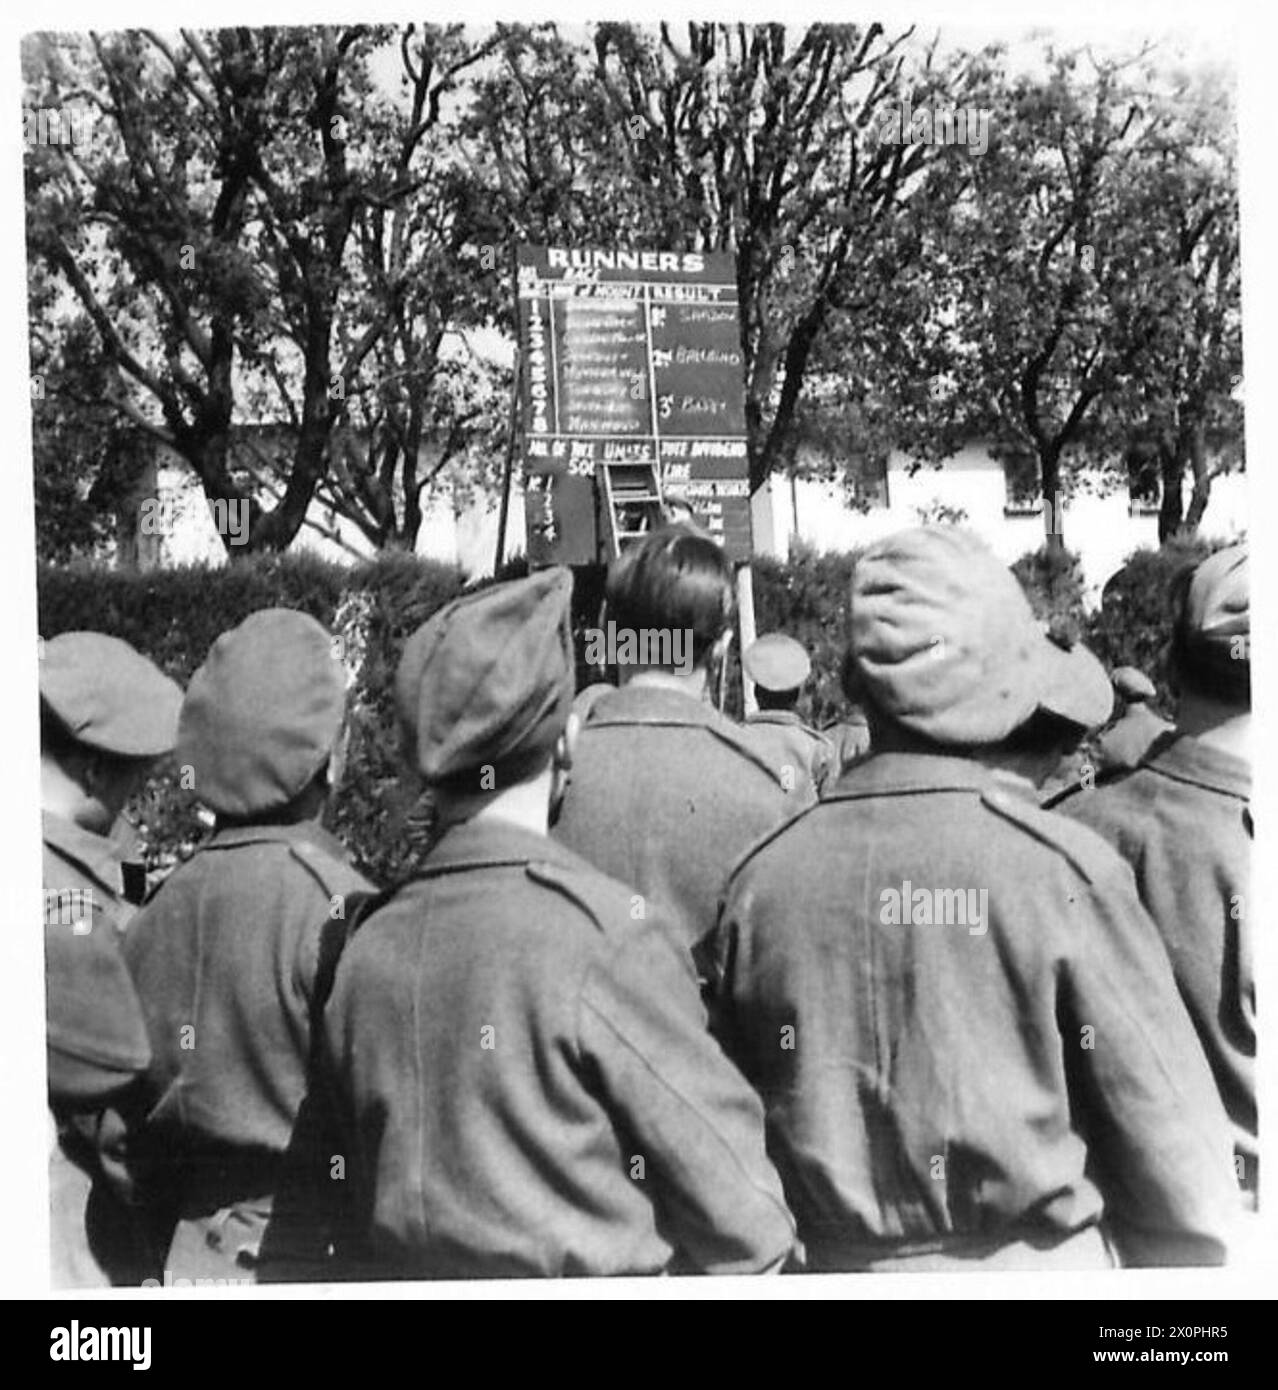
{"left": 38, "top": 536, "right": 1217, "bottom": 888}
{"left": 40, "top": 553, "right": 467, "bottom": 887}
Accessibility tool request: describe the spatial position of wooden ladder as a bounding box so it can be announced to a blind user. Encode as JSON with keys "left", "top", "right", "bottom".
{"left": 598, "top": 460, "right": 665, "bottom": 559}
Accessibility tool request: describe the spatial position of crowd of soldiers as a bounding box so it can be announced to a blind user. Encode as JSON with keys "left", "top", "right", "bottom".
{"left": 41, "top": 521, "right": 1252, "bottom": 1283}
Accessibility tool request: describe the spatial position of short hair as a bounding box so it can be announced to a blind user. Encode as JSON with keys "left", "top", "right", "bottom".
{"left": 755, "top": 685, "right": 800, "bottom": 712}
{"left": 605, "top": 525, "right": 735, "bottom": 670}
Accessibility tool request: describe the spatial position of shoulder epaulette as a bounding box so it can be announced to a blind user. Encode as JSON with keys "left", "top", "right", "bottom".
{"left": 288, "top": 838, "right": 368, "bottom": 900}
{"left": 703, "top": 720, "right": 795, "bottom": 788}
{"left": 979, "top": 784, "right": 1110, "bottom": 886}
{"left": 722, "top": 798, "right": 824, "bottom": 892}
{"left": 524, "top": 856, "right": 631, "bottom": 938}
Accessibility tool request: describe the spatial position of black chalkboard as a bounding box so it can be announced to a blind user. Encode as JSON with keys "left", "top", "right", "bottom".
{"left": 516, "top": 245, "right": 753, "bottom": 564}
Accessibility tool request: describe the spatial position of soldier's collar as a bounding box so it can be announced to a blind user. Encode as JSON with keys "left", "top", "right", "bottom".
{"left": 746, "top": 709, "right": 804, "bottom": 727}
{"left": 202, "top": 817, "right": 348, "bottom": 858}
{"left": 1145, "top": 733, "right": 1250, "bottom": 801}
{"left": 41, "top": 811, "right": 125, "bottom": 898}
{"left": 420, "top": 817, "right": 577, "bottom": 877}
{"left": 586, "top": 682, "right": 786, "bottom": 785}
{"left": 822, "top": 751, "right": 1006, "bottom": 802}
{"left": 586, "top": 682, "right": 720, "bottom": 729}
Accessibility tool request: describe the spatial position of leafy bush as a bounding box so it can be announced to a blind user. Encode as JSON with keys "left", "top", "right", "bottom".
{"left": 1011, "top": 544, "right": 1088, "bottom": 643}
{"left": 1081, "top": 535, "right": 1230, "bottom": 717}
{"left": 746, "top": 543, "right": 861, "bottom": 728}
{"left": 39, "top": 553, "right": 466, "bottom": 887}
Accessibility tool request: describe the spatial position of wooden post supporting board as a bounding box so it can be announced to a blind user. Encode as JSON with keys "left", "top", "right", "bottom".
{"left": 736, "top": 560, "right": 757, "bottom": 717}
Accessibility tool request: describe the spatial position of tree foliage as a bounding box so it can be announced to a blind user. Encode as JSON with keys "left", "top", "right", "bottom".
{"left": 24, "top": 25, "right": 505, "bottom": 555}
{"left": 25, "top": 26, "right": 1242, "bottom": 558}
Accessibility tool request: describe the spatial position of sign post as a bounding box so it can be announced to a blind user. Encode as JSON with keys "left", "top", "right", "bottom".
{"left": 736, "top": 561, "right": 758, "bottom": 716}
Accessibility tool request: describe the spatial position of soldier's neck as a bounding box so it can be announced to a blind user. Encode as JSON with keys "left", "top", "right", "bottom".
{"left": 619, "top": 667, "right": 709, "bottom": 700}
{"left": 443, "top": 770, "right": 555, "bottom": 838}
{"left": 40, "top": 756, "right": 112, "bottom": 835}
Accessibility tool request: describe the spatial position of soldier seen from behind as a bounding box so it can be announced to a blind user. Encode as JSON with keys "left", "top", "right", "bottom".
{"left": 740, "top": 633, "right": 837, "bottom": 801}
{"left": 710, "top": 526, "right": 1241, "bottom": 1271}
{"left": 121, "top": 610, "right": 371, "bottom": 1283}
{"left": 41, "top": 633, "right": 183, "bottom": 1286}
{"left": 554, "top": 525, "right": 795, "bottom": 965}
{"left": 1048, "top": 544, "right": 1254, "bottom": 1206}
{"left": 322, "top": 568, "right": 796, "bottom": 1278}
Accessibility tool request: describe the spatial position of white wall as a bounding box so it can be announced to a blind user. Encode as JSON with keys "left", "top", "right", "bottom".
{"left": 757, "top": 445, "right": 1248, "bottom": 606}
{"left": 143, "top": 446, "right": 1247, "bottom": 599}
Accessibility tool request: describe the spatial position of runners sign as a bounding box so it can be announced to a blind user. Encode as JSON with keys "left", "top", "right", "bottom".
{"left": 515, "top": 244, "right": 753, "bottom": 564}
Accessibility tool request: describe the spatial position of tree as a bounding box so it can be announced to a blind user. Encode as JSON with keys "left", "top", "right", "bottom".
{"left": 460, "top": 21, "right": 1000, "bottom": 492}
{"left": 921, "top": 46, "right": 1241, "bottom": 550}
{"left": 24, "top": 25, "right": 504, "bottom": 556}
{"left": 29, "top": 303, "right": 126, "bottom": 563}
{"left": 1103, "top": 65, "right": 1241, "bottom": 540}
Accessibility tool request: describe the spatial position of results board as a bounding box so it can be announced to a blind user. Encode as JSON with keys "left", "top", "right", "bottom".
{"left": 516, "top": 244, "right": 753, "bottom": 564}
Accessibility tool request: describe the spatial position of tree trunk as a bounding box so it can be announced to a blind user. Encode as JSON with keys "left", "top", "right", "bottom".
{"left": 1182, "top": 421, "right": 1213, "bottom": 534}
{"left": 1157, "top": 439, "right": 1185, "bottom": 544}
{"left": 1040, "top": 442, "right": 1065, "bottom": 552}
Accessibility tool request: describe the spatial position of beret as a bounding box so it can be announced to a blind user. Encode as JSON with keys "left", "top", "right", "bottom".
{"left": 396, "top": 568, "right": 574, "bottom": 790}
{"left": 40, "top": 632, "right": 182, "bottom": 758}
{"left": 743, "top": 633, "right": 811, "bottom": 692}
{"left": 1180, "top": 544, "right": 1248, "bottom": 671}
{"left": 848, "top": 527, "right": 1113, "bottom": 746}
{"left": 179, "top": 608, "right": 345, "bottom": 817}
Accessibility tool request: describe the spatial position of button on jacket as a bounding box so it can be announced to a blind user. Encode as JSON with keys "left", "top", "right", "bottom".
{"left": 121, "top": 821, "right": 371, "bottom": 1275}
{"left": 1050, "top": 735, "right": 1254, "bottom": 1195}
{"left": 710, "top": 752, "right": 1239, "bottom": 1270}
{"left": 324, "top": 819, "right": 795, "bottom": 1278}
{"left": 554, "top": 684, "right": 796, "bottom": 954}
{"left": 741, "top": 710, "right": 835, "bottom": 800}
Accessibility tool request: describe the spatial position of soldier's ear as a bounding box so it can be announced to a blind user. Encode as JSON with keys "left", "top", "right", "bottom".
{"left": 548, "top": 713, "right": 580, "bottom": 829}
{"left": 559, "top": 711, "right": 581, "bottom": 771}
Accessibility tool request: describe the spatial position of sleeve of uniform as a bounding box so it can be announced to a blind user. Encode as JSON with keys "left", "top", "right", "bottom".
{"left": 1055, "top": 855, "right": 1241, "bottom": 1266}
{"left": 576, "top": 918, "right": 795, "bottom": 1274}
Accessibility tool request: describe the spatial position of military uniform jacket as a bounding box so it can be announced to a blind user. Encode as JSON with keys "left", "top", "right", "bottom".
{"left": 43, "top": 813, "right": 150, "bottom": 1108}
{"left": 1050, "top": 734, "right": 1254, "bottom": 1194}
{"left": 710, "top": 752, "right": 1239, "bottom": 1269}
{"left": 323, "top": 819, "right": 795, "bottom": 1278}
{"left": 741, "top": 710, "right": 835, "bottom": 800}
{"left": 43, "top": 813, "right": 152, "bottom": 1287}
{"left": 554, "top": 684, "right": 797, "bottom": 953}
{"left": 122, "top": 821, "right": 371, "bottom": 1216}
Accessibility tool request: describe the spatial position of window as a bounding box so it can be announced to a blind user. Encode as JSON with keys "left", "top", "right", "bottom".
{"left": 1001, "top": 451, "right": 1041, "bottom": 516}
{"left": 848, "top": 450, "right": 889, "bottom": 509}
{"left": 1126, "top": 444, "right": 1161, "bottom": 517}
